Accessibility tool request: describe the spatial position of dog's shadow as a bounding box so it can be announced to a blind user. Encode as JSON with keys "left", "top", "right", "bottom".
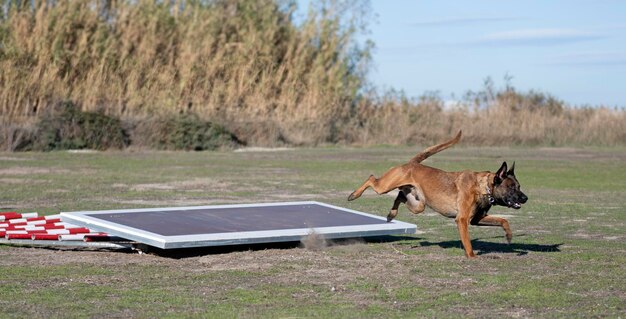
{"left": 417, "top": 235, "right": 562, "bottom": 256}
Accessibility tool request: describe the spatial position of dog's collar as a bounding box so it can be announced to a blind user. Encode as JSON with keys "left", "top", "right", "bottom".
{"left": 485, "top": 185, "right": 495, "bottom": 204}
{"left": 482, "top": 175, "right": 496, "bottom": 205}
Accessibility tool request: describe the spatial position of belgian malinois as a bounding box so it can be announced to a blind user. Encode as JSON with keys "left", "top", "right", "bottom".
{"left": 348, "top": 131, "right": 528, "bottom": 257}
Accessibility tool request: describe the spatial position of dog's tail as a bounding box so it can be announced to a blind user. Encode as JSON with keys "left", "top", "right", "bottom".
{"left": 410, "top": 130, "right": 462, "bottom": 163}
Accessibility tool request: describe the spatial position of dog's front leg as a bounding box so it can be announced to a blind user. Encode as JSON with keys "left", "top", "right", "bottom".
{"left": 455, "top": 216, "right": 475, "bottom": 258}
{"left": 456, "top": 193, "right": 477, "bottom": 258}
{"left": 471, "top": 214, "right": 512, "bottom": 244}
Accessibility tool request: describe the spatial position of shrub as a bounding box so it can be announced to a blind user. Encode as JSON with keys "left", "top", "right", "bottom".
{"left": 33, "top": 101, "right": 128, "bottom": 151}
{"left": 132, "top": 114, "right": 241, "bottom": 151}
{"left": 0, "top": 123, "right": 35, "bottom": 151}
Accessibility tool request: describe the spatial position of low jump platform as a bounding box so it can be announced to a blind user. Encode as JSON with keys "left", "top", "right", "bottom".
{"left": 59, "top": 201, "right": 417, "bottom": 249}
{"left": 1, "top": 202, "right": 416, "bottom": 250}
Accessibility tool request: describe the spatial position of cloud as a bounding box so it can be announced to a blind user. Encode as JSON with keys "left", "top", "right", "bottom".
{"left": 475, "top": 28, "right": 605, "bottom": 46}
{"left": 545, "top": 51, "right": 626, "bottom": 66}
{"left": 376, "top": 28, "right": 610, "bottom": 54}
{"left": 412, "top": 16, "right": 524, "bottom": 27}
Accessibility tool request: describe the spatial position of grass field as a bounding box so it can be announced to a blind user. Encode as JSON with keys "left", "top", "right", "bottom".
{"left": 0, "top": 146, "right": 625, "bottom": 318}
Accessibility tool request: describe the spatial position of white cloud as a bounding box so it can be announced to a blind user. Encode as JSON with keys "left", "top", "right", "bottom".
{"left": 412, "top": 16, "right": 523, "bottom": 27}
{"left": 545, "top": 51, "right": 626, "bottom": 66}
{"left": 476, "top": 28, "right": 604, "bottom": 46}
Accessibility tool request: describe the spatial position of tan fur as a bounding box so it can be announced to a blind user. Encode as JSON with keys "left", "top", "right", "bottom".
{"left": 348, "top": 130, "right": 512, "bottom": 258}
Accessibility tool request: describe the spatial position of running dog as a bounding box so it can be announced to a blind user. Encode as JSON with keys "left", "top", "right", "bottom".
{"left": 347, "top": 131, "right": 528, "bottom": 257}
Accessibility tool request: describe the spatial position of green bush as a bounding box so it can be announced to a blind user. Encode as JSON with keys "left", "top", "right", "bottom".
{"left": 0, "top": 124, "right": 36, "bottom": 152}
{"left": 132, "top": 114, "right": 241, "bottom": 151}
{"left": 33, "top": 101, "right": 128, "bottom": 151}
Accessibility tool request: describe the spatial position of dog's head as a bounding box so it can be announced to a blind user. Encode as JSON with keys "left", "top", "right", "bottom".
{"left": 492, "top": 161, "right": 528, "bottom": 209}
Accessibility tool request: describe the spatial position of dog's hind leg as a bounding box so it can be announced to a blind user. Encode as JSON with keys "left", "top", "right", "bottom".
{"left": 401, "top": 186, "right": 425, "bottom": 215}
{"left": 387, "top": 191, "right": 407, "bottom": 222}
{"left": 348, "top": 167, "right": 408, "bottom": 201}
{"left": 471, "top": 214, "right": 513, "bottom": 244}
{"left": 347, "top": 175, "right": 374, "bottom": 201}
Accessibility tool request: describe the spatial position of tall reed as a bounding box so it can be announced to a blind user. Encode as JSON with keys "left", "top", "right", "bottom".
{"left": 1, "top": 1, "right": 624, "bottom": 149}
{"left": 1, "top": 0, "right": 370, "bottom": 144}
{"left": 346, "top": 84, "right": 626, "bottom": 147}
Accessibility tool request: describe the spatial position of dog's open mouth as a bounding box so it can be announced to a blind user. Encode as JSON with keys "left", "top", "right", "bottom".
{"left": 508, "top": 201, "right": 522, "bottom": 209}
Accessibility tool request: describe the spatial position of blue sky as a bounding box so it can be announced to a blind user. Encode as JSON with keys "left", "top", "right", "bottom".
{"left": 301, "top": 1, "right": 626, "bottom": 107}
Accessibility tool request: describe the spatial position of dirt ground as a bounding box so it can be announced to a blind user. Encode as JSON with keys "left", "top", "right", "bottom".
{"left": 0, "top": 146, "right": 624, "bottom": 317}
{"left": 0, "top": 237, "right": 509, "bottom": 299}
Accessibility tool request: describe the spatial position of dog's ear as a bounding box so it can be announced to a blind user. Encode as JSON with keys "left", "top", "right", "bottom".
{"left": 494, "top": 161, "right": 507, "bottom": 184}
{"left": 507, "top": 161, "right": 516, "bottom": 176}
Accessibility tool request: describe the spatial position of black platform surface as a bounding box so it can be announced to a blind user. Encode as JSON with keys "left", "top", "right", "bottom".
{"left": 61, "top": 201, "right": 417, "bottom": 249}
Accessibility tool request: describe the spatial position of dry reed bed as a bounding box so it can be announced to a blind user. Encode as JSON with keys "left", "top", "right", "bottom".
{"left": 1, "top": 0, "right": 367, "bottom": 143}
{"left": 1, "top": 0, "right": 624, "bottom": 149}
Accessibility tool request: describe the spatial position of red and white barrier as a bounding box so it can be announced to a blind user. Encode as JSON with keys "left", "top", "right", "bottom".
{"left": 6, "top": 233, "right": 33, "bottom": 240}
{"left": 43, "top": 228, "right": 91, "bottom": 235}
{"left": 0, "top": 213, "right": 57, "bottom": 227}
{"left": 22, "top": 219, "right": 62, "bottom": 226}
{"left": 19, "top": 215, "right": 62, "bottom": 225}
{"left": 5, "top": 227, "right": 89, "bottom": 235}
{"left": 3, "top": 212, "right": 39, "bottom": 223}
{"left": 2, "top": 225, "right": 63, "bottom": 231}
{"left": 8, "top": 224, "right": 66, "bottom": 231}
{"left": 32, "top": 234, "right": 60, "bottom": 241}
{"left": 58, "top": 233, "right": 108, "bottom": 241}
{"left": 26, "top": 214, "right": 61, "bottom": 222}
{"left": 5, "top": 229, "right": 48, "bottom": 235}
{"left": 1, "top": 211, "right": 119, "bottom": 245}
{"left": 0, "top": 212, "right": 22, "bottom": 221}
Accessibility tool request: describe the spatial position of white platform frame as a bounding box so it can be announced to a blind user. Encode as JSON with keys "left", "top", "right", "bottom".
{"left": 60, "top": 201, "right": 417, "bottom": 249}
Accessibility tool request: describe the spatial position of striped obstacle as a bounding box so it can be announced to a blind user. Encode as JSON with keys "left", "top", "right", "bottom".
{"left": 0, "top": 212, "right": 38, "bottom": 221}
{"left": 0, "top": 211, "right": 113, "bottom": 243}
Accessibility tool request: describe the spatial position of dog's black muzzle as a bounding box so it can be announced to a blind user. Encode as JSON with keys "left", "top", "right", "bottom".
{"left": 507, "top": 192, "right": 528, "bottom": 209}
